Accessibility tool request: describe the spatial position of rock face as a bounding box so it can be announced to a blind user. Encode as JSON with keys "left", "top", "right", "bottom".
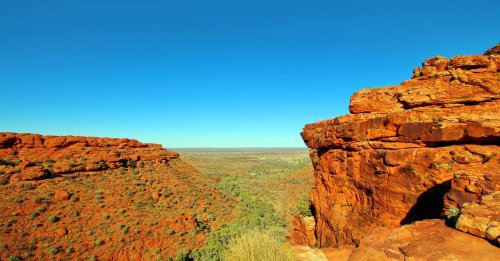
{"left": 287, "top": 215, "right": 316, "bottom": 246}
{"left": 349, "top": 219, "right": 500, "bottom": 260}
{"left": 455, "top": 191, "right": 500, "bottom": 244}
{"left": 0, "top": 132, "right": 178, "bottom": 182}
{"left": 301, "top": 45, "right": 500, "bottom": 247}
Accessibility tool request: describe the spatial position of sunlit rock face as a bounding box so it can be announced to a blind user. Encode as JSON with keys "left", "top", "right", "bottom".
{"left": 0, "top": 132, "right": 178, "bottom": 181}
{"left": 301, "top": 44, "right": 500, "bottom": 247}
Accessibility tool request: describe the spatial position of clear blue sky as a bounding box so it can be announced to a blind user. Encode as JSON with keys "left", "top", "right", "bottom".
{"left": 1, "top": 1, "right": 498, "bottom": 148}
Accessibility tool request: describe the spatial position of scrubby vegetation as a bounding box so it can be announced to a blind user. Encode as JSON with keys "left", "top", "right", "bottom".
{"left": 192, "top": 176, "right": 289, "bottom": 259}
{"left": 223, "top": 229, "right": 293, "bottom": 261}
{"left": 0, "top": 149, "right": 313, "bottom": 260}
{"left": 0, "top": 158, "right": 236, "bottom": 260}
{"left": 179, "top": 149, "right": 314, "bottom": 260}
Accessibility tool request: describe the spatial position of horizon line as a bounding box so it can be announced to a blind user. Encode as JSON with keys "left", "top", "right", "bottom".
{"left": 170, "top": 146, "right": 308, "bottom": 150}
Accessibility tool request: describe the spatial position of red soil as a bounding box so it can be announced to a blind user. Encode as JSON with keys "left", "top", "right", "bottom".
{"left": 0, "top": 133, "right": 237, "bottom": 260}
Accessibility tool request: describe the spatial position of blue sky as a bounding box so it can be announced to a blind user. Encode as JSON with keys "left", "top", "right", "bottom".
{"left": 1, "top": 1, "right": 498, "bottom": 148}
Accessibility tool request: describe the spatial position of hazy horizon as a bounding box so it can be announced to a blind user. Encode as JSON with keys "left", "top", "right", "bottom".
{"left": 1, "top": 1, "right": 499, "bottom": 148}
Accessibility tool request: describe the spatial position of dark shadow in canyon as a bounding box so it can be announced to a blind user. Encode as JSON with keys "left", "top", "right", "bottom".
{"left": 400, "top": 180, "right": 451, "bottom": 225}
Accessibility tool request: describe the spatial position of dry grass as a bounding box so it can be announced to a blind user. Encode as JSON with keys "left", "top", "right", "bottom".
{"left": 223, "top": 229, "right": 293, "bottom": 261}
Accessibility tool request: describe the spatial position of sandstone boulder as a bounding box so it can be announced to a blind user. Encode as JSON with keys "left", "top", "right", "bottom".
{"left": 455, "top": 191, "right": 500, "bottom": 245}
{"left": 53, "top": 189, "right": 71, "bottom": 202}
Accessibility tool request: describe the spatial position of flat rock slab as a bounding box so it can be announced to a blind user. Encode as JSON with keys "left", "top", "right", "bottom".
{"left": 349, "top": 219, "right": 500, "bottom": 261}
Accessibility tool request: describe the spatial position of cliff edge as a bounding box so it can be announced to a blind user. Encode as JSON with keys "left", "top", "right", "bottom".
{"left": 0, "top": 132, "right": 178, "bottom": 182}
{"left": 301, "top": 44, "right": 500, "bottom": 253}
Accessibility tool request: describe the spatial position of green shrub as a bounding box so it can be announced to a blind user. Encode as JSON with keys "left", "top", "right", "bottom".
{"left": 45, "top": 159, "right": 57, "bottom": 165}
{"left": 4, "top": 219, "right": 14, "bottom": 227}
{"left": 0, "top": 159, "right": 19, "bottom": 166}
{"left": 127, "top": 160, "right": 137, "bottom": 168}
{"left": 121, "top": 226, "right": 129, "bottom": 234}
{"left": 194, "top": 178, "right": 288, "bottom": 260}
{"left": 48, "top": 216, "right": 58, "bottom": 223}
{"left": 29, "top": 212, "right": 38, "bottom": 219}
{"left": 98, "top": 160, "right": 107, "bottom": 168}
{"left": 175, "top": 249, "right": 190, "bottom": 261}
{"left": 223, "top": 229, "right": 293, "bottom": 261}
{"left": 295, "top": 192, "right": 312, "bottom": 217}
{"left": 446, "top": 206, "right": 461, "bottom": 226}
{"left": 8, "top": 256, "right": 22, "bottom": 261}
{"left": 48, "top": 246, "right": 59, "bottom": 254}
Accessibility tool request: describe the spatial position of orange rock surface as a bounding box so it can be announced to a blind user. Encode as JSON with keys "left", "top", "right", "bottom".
{"left": 349, "top": 219, "right": 500, "bottom": 260}
{"left": 0, "top": 132, "right": 179, "bottom": 183}
{"left": 0, "top": 133, "right": 236, "bottom": 260}
{"left": 301, "top": 44, "right": 500, "bottom": 247}
{"left": 287, "top": 214, "right": 316, "bottom": 246}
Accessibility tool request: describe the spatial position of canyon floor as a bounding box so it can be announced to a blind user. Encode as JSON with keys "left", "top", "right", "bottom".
{"left": 177, "top": 148, "right": 314, "bottom": 221}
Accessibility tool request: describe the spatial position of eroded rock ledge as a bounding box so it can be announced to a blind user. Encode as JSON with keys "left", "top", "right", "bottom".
{"left": 0, "top": 132, "right": 178, "bottom": 182}
{"left": 301, "top": 44, "right": 500, "bottom": 249}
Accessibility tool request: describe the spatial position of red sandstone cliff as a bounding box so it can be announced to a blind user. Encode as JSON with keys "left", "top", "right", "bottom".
{"left": 0, "top": 132, "right": 178, "bottom": 183}
{"left": 301, "top": 44, "right": 500, "bottom": 251}
{"left": 0, "top": 133, "right": 236, "bottom": 259}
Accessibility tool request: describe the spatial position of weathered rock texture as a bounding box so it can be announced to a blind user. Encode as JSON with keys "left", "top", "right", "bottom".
{"left": 455, "top": 191, "right": 500, "bottom": 244}
{"left": 0, "top": 133, "right": 237, "bottom": 260}
{"left": 0, "top": 132, "right": 178, "bottom": 182}
{"left": 287, "top": 215, "right": 316, "bottom": 246}
{"left": 301, "top": 45, "right": 500, "bottom": 247}
{"left": 348, "top": 219, "right": 500, "bottom": 260}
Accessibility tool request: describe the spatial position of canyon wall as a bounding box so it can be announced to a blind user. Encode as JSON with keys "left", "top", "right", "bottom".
{"left": 0, "top": 133, "right": 237, "bottom": 259}
{"left": 301, "top": 44, "right": 499, "bottom": 247}
{"left": 0, "top": 132, "right": 178, "bottom": 182}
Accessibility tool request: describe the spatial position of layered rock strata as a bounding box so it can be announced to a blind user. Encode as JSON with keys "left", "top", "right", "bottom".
{"left": 0, "top": 132, "right": 178, "bottom": 182}
{"left": 301, "top": 44, "right": 500, "bottom": 247}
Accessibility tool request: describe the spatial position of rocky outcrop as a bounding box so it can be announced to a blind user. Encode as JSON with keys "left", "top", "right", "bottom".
{"left": 455, "top": 191, "right": 500, "bottom": 244}
{"left": 301, "top": 45, "right": 500, "bottom": 247}
{"left": 348, "top": 219, "right": 500, "bottom": 260}
{"left": 0, "top": 132, "right": 178, "bottom": 182}
{"left": 287, "top": 215, "right": 316, "bottom": 246}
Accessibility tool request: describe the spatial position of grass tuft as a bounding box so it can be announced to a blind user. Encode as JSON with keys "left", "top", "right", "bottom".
{"left": 223, "top": 229, "right": 293, "bottom": 261}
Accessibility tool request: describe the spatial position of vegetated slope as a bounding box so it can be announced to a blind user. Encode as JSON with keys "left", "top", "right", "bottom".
{"left": 301, "top": 44, "right": 500, "bottom": 258}
{"left": 0, "top": 133, "right": 236, "bottom": 260}
{"left": 178, "top": 149, "right": 314, "bottom": 259}
{"left": 179, "top": 149, "right": 314, "bottom": 220}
